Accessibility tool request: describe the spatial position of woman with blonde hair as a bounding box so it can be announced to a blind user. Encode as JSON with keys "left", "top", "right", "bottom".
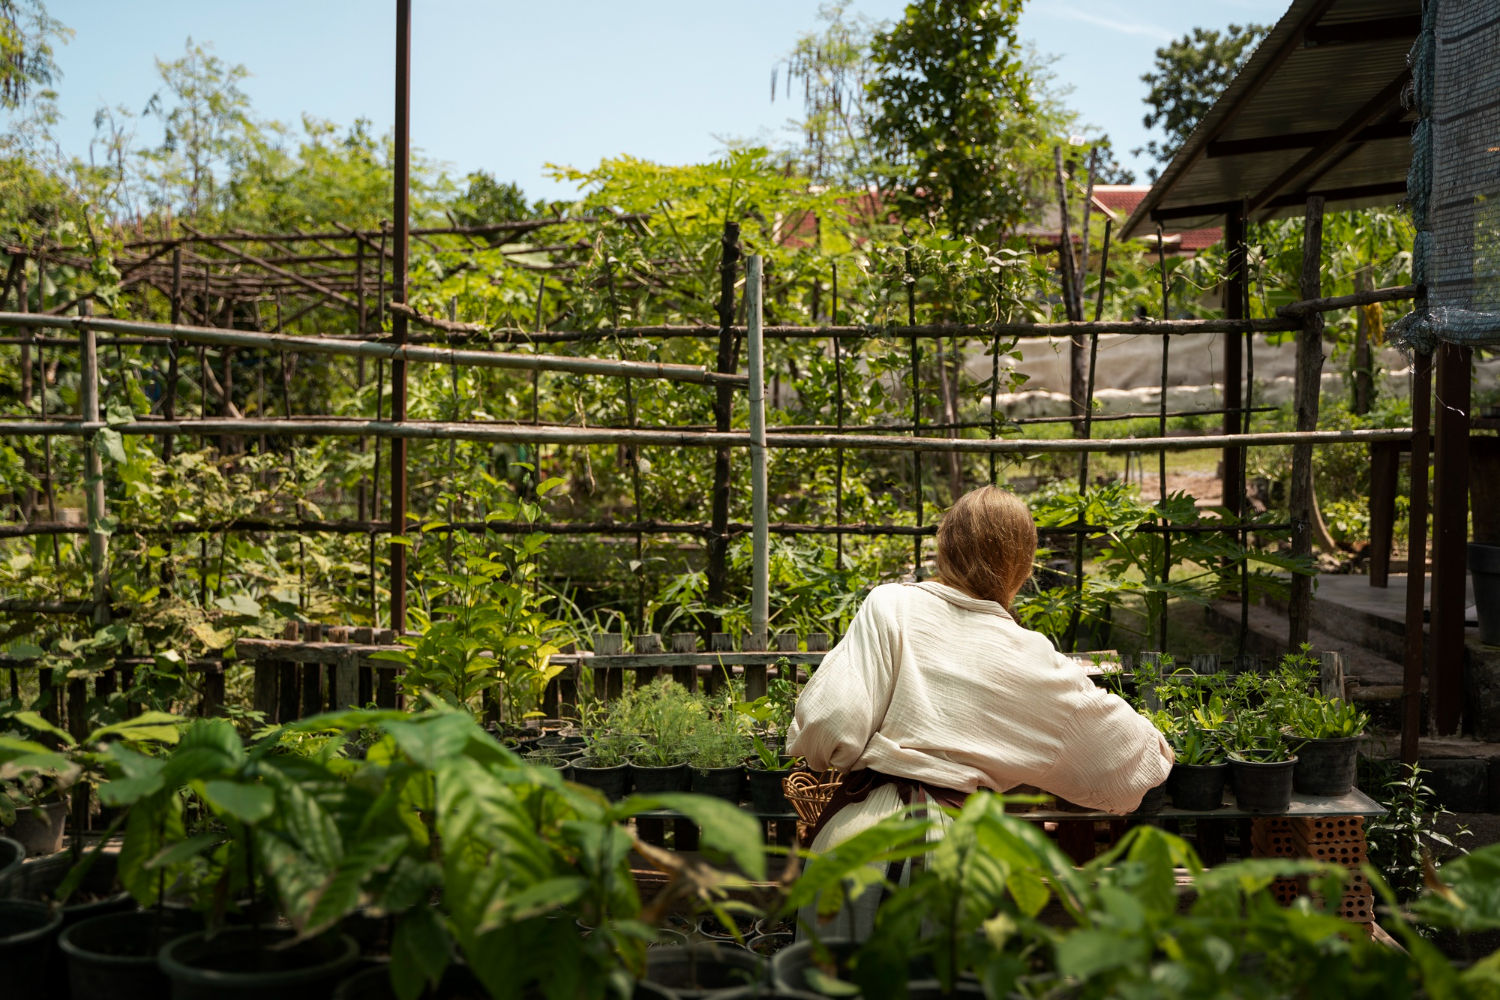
{"left": 786, "top": 486, "right": 1172, "bottom": 937}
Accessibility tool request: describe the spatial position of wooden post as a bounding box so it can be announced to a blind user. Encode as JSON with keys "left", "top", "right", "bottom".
{"left": 374, "top": 627, "right": 399, "bottom": 709}
{"left": 1223, "top": 206, "right": 1248, "bottom": 520}
{"left": 1401, "top": 350, "right": 1432, "bottom": 764}
{"left": 670, "top": 632, "right": 697, "bottom": 691}
{"left": 201, "top": 659, "right": 225, "bottom": 717}
{"left": 705, "top": 632, "right": 733, "bottom": 696}
{"left": 253, "top": 647, "right": 278, "bottom": 720}
{"left": 1191, "top": 653, "right": 1220, "bottom": 675}
{"left": 389, "top": 0, "right": 412, "bottom": 635}
{"left": 706, "top": 222, "right": 741, "bottom": 620}
{"left": 804, "top": 632, "right": 829, "bottom": 683}
{"left": 633, "top": 633, "right": 662, "bottom": 689}
{"left": 352, "top": 626, "right": 374, "bottom": 706}
{"left": 1287, "top": 197, "right": 1326, "bottom": 650}
{"left": 331, "top": 624, "right": 358, "bottom": 709}
{"left": 277, "top": 621, "right": 300, "bottom": 723}
{"left": 79, "top": 303, "right": 110, "bottom": 628}
{"left": 1430, "top": 341, "right": 1472, "bottom": 736}
{"left": 743, "top": 629, "right": 768, "bottom": 701}
{"left": 593, "top": 633, "right": 623, "bottom": 702}
{"left": 1368, "top": 441, "right": 1400, "bottom": 587}
{"left": 1320, "top": 651, "right": 1346, "bottom": 702}
{"left": 301, "top": 622, "right": 325, "bottom": 718}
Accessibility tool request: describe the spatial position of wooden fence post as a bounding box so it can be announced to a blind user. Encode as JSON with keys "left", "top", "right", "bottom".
{"left": 705, "top": 633, "right": 733, "bottom": 696}
{"left": 1287, "top": 196, "right": 1326, "bottom": 649}
{"left": 301, "top": 622, "right": 325, "bottom": 718}
{"left": 1320, "top": 651, "right": 1346, "bottom": 702}
{"left": 277, "top": 621, "right": 300, "bottom": 723}
{"left": 743, "top": 629, "right": 768, "bottom": 701}
{"left": 375, "top": 628, "right": 399, "bottom": 709}
{"left": 594, "top": 633, "right": 623, "bottom": 702}
{"left": 670, "top": 633, "right": 698, "bottom": 691}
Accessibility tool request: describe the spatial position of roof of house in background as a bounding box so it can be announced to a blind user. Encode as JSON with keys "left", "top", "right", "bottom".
{"left": 1121, "top": 0, "right": 1420, "bottom": 239}
{"left": 1091, "top": 186, "right": 1221, "bottom": 253}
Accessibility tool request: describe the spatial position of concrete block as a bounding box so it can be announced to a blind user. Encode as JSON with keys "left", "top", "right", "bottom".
{"left": 1421, "top": 757, "right": 1489, "bottom": 813}
{"left": 1468, "top": 638, "right": 1500, "bottom": 742}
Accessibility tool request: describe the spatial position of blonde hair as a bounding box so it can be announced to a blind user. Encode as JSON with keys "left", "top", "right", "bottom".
{"left": 933, "top": 486, "right": 1038, "bottom": 610}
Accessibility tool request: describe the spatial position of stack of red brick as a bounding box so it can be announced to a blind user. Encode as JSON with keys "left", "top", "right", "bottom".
{"left": 1250, "top": 815, "right": 1374, "bottom": 923}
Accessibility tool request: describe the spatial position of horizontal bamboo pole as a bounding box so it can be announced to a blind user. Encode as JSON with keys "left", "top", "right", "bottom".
{"left": 0, "top": 313, "right": 745, "bottom": 388}
{"left": 0, "top": 416, "right": 1412, "bottom": 454}
{"left": 1276, "top": 283, "right": 1420, "bottom": 316}
{"left": 0, "top": 517, "right": 1292, "bottom": 539}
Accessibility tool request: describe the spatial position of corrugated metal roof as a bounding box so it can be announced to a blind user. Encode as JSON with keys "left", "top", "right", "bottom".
{"left": 1121, "top": 0, "right": 1419, "bottom": 239}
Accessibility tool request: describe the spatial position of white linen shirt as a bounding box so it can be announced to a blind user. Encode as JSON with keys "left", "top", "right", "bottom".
{"left": 785, "top": 581, "right": 1174, "bottom": 814}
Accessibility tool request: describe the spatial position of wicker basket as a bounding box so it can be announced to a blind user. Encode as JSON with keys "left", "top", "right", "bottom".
{"left": 783, "top": 770, "right": 843, "bottom": 842}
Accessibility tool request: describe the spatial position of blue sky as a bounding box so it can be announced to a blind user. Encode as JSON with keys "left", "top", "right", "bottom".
{"left": 44, "top": 0, "right": 1290, "bottom": 199}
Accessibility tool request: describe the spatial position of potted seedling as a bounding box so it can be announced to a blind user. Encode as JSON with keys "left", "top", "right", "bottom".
{"left": 1288, "top": 696, "right": 1369, "bottom": 797}
{"left": 688, "top": 728, "right": 749, "bottom": 804}
{"left": 572, "top": 732, "right": 632, "bottom": 801}
{"left": 1167, "top": 721, "right": 1229, "bottom": 810}
{"left": 1224, "top": 715, "right": 1298, "bottom": 814}
{"left": 746, "top": 736, "right": 801, "bottom": 815}
{"left": 629, "top": 736, "right": 693, "bottom": 794}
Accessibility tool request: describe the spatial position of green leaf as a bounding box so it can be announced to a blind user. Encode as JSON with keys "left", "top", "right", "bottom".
{"left": 95, "top": 427, "right": 127, "bottom": 463}
{"left": 391, "top": 906, "right": 451, "bottom": 1000}
{"left": 199, "top": 779, "right": 275, "bottom": 823}
{"left": 10, "top": 711, "right": 77, "bottom": 746}
{"left": 214, "top": 594, "right": 263, "bottom": 618}
{"left": 146, "top": 832, "right": 229, "bottom": 870}
{"left": 385, "top": 713, "right": 477, "bottom": 770}
{"left": 804, "top": 968, "right": 861, "bottom": 997}
{"left": 616, "top": 793, "right": 765, "bottom": 881}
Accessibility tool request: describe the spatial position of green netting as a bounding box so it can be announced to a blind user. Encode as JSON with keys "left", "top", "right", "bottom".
{"left": 1395, "top": 0, "right": 1500, "bottom": 351}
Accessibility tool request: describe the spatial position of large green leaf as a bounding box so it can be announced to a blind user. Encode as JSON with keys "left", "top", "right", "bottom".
{"left": 385, "top": 713, "right": 477, "bottom": 770}
{"left": 200, "top": 779, "right": 275, "bottom": 823}
{"left": 614, "top": 792, "right": 766, "bottom": 881}
{"left": 391, "top": 906, "right": 451, "bottom": 1000}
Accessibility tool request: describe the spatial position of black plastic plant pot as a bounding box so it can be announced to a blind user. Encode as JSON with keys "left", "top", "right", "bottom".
{"left": 771, "top": 939, "right": 859, "bottom": 995}
{"left": 1228, "top": 754, "right": 1298, "bottom": 814}
{"left": 539, "top": 734, "right": 587, "bottom": 749}
{"left": 747, "top": 932, "right": 796, "bottom": 957}
{"left": 645, "top": 944, "right": 765, "bottom": 1000}
{"left": 714, "top": 987, "right": 827, "bottom": 1000}
{"left": 571, "top": 762, "right": 631, "bottom": 801}
{"left": 747, "top": 767, "right": 793, "bottom": 815}
{"left": 1168, "top": 762, "right": 1229, "bottom": 811}
{"left": 632, "top": 762, "right": 692, "bottom": 794}
{"left": 59, "top": 909, "right": 204, "bottom": 1000}
{"left": 691, "top": 765, "right": 746, "bottom": 804}
{"left": 1292, "top": 736, "right": 1362, "bottom": 796}
{"left": 332, "top": 961, "right": 483, "bottom": 1000}
{"left": 0, "top": 900, "right": 64, "bottom": 996}
{"left": 158, "top": 926, "right": 359, "bottom": 1000}
{"left": 4, "top": 800, "right": 68, "bottom": 856}
{"left": 0, "top": 834, "right": 23, "bottom": 887}
{"left": 524, "top": 753, "right": 576, "bottom": 782}
{"left": 650, "top": 928, "right": 690, "bottom": 948}
{"left": 1131, "top": 781, "right": 1167, "bottom": 815}
{"left": 635, "top": 982, "right": 682, "bottom": 1000}
{"left": 907, "top": 979, "right": 986, "bottom": 999}
{"left": 1470, "top": 542, "right": 1500, "bottom": 645}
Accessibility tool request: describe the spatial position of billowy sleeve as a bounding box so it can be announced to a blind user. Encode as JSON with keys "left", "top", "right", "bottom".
{"left": 1032, "top": 653, "right": 1174, "bottom": 813}
{"left": 784, "top": 586, "right": 900, "bottom": 773}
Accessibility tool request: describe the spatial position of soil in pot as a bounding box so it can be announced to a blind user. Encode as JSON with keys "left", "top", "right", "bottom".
{"left": 0, "top": 899, "right": 64, "bottom": 995}
{"left": 1229, "top": 754, "right": 1298, "bottom": 814}
{"left": 644, "top": 943, "right": 765, "bottom": 999}
{"left": 4, "top": 799, "right": 68, "bottom": 856}
{"left": 571, "top": 761, "right": 631, "bottom": 801}
{"left": 697, "top": 912, "right": 757, "bottom": 943}
{"left": 1168, "top": 763, "right": 1229, "bottom": 811}
{"left": 754, "top": 916, "right": 795, "bottom": 937}
{"left": 1292, "top": 736, "right": 1362, "bottom": 796}
{"left": 747, "top": 767, "right": 794, "bottom": 815}
{"left": 1131, "top": 782, "right": 1167, "bottom": 815}
{"left": 1471, "top": 542, "right": 1500, "bottom": 646}
{"left": 59, "top": 909, "right": 204, "bottom": 1000}
{"left": 691, "top": 765, "right": 745, "bottom": 804}
{"left": 747, "top": 932, "right": 795, "bottom": 957}
{"left": 158, "top": 926, "right": 359, "bottom": 1000}
{"left": 632, "top": 762, "right": 692, "bottom": 794}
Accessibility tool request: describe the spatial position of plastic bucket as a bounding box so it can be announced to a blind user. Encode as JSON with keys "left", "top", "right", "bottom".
{"left": 1229, "top": 755, "right": 1298, "bottom": 814}
{"left": 631, "top": 763, "right": 692, "bottom": 794}
{"left": 571, "top": 762, "right": 631, "bottom": 801}
{"left": 1168, "top": 763, "right": 1228, "bottom": 811}
{"left": 158, "top": 926, "right": 359, "bottom": 1000}
{"left": 1292, "top": 736, "right": 1362, "bottom": 796}
{"left": 690, "top": 766, "right": 745, "bottom": 804}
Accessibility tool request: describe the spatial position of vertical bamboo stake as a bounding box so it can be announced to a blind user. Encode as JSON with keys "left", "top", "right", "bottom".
{"left": 1287, "top": 196, "right": 1326, "bottom": 650}
{"left": 36, "top": 255, "right": 60, "bottom": 569}
{"left": 79, "top": 302, "right": 109, "bottom": 628}
{"left": 1067, "top": 219, "right": 1112, "bottom": 653}
{"left": 906, "top": 250, "right": 922, "bottom": 578}
{"left": 162, "top": 248, "right": 182, "bottom": 462}
{"left": 831, "top": 264, "right": 844, "bottom": 571}
{"left": 747, "top": 256, "right": 769, "bottom": 676}
{"left": 1156, "top": 225, "right": 1172, "bottom": 649}
{"left": 356, "top": 240, "right": 367, "bottom": 523}
{"left": 707, "top": 221, "right": 741, "bottom": 619}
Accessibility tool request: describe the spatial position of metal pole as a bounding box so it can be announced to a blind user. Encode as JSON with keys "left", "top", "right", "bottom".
{"left": 746, "top": 256, "right": 769, "bottom": 650}
{"left": 1157, "top": 225, "right": 1171, "bottom": 649}
{"left": 831, "top": 264, "right": 844, "bottom": 571}
{"left": 390, "top": 0, "right": 411, "bottom": 634}
{"left": 906, "top": 251, "right": 922, "bottom": 578}
{"left": 79, "top": 302, "right": 109, "bottom": 628}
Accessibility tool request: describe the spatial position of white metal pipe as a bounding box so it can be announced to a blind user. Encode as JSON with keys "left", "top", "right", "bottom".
{"left": 78, "top": 304, "right": 109, "bottom": 626}
{"left": 746, "top": 256, "right": 769, "bottom": 647}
